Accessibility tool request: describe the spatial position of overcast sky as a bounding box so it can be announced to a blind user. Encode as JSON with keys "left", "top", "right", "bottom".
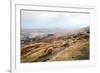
{"left": 21, "top": 10, "right": 90, "bottom": 29}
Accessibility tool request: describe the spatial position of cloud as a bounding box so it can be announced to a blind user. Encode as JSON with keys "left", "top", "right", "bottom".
{"left": 21, "top": 10, "right": 90, "bottom": 29}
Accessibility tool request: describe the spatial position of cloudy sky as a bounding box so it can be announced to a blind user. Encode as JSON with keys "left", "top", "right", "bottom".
{"left": 21, "top": 10, "right": 90, "bottom": 29}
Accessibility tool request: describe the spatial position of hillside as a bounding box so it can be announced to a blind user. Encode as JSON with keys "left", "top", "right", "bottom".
{"left": 21, "top": 27, "right": 89, "bottom": 63}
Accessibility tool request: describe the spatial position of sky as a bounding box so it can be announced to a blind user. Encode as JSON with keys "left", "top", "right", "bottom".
{"left": 21, "top": 10, "right": 90, "bottom": 29}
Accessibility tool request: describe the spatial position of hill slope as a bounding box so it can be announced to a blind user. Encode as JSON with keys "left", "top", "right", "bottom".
{"left": 21, "top": 27, "right": 89, "bottom": 63}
